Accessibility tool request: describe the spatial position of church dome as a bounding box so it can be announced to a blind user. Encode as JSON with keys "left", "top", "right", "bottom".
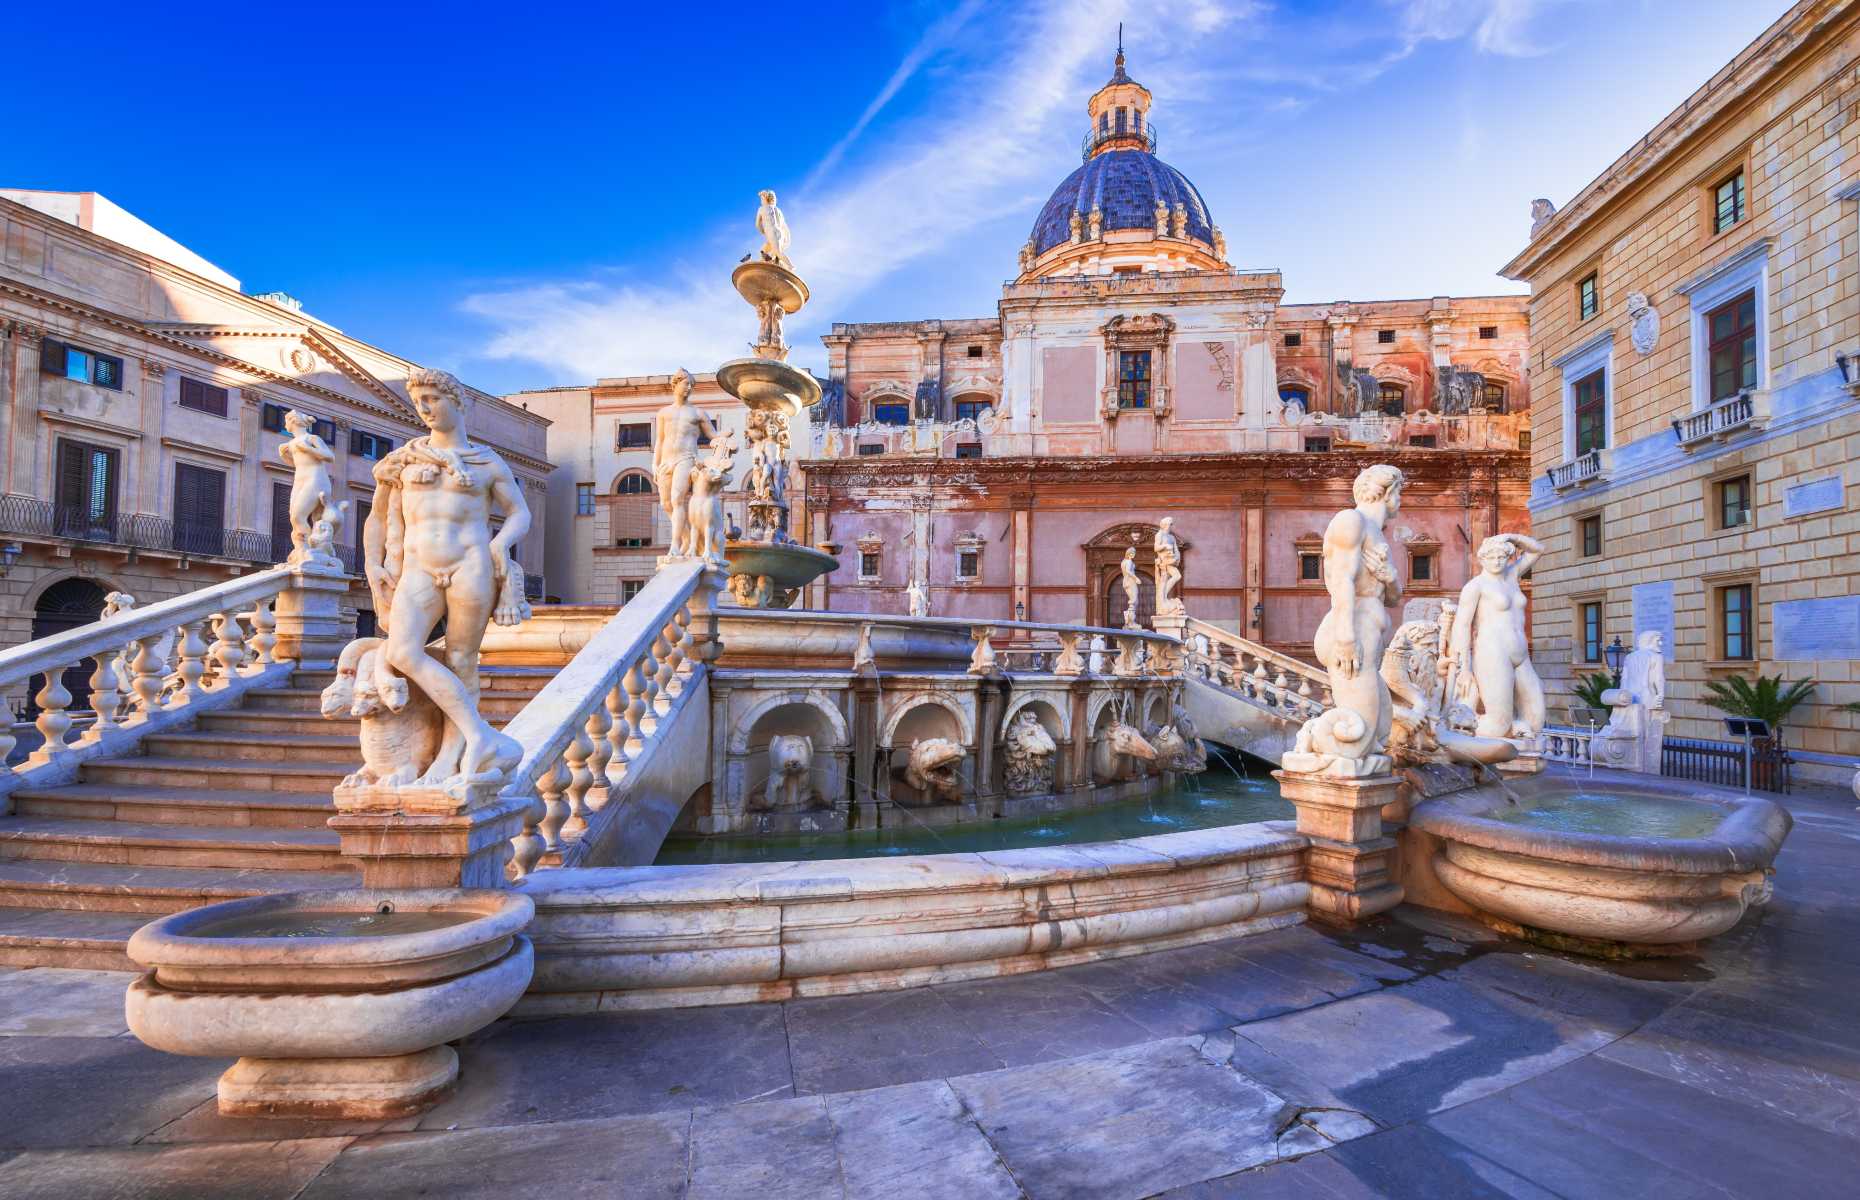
{"left": 1028, "top": 149, "right": 1216, "bottom": 257}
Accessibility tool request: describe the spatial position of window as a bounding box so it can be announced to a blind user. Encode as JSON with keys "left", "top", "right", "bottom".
{"left": 1117, "top": 350, "right": 1151, "bottom": 409}
{"left": 1580, "top": 601, "right": 1604, "bottom": 663}
{"left": 616, "top": 422, "right": 651, "bottom": 450}
{"left": 966, "top": 345, "right": 983, "bottom": 358}
{"left": 1299, "top": 553, "right": 1322, "bottom": 581}
{"left": 872, "top": 402, "right": 910, "bottom": 426}
{"left": 1278, "top": 386, "right": 1309, "bottom": 411}
{"left": 954, "top": 443, "right": 982, "bottom": 460}
{"left": 1713, "top": 169, "right": 1746, "bottom": 234}
{"left": 1482, "top": 382, "right": 1507, "bottom": 413}
{"left": 39, "top": 340, "right": 123, "bottom": 389}
{"left": 1410, "top": 552, "right": 1435, "bottom": 582}
{"left": 1113, "top": 265, "right": 1143, "bottom": 275}
{"left": 1376, "top": 329, "right": 1395, "bottom": 344}
{"left": 860, "top": 551, "right": 880, "bottom": 578}
{"left": 172, "top": 462, "right": 226, "bottom": 556}
{"left": 1283, "top": 333, "right": 1303, "bottom": 348}
{"left": 1409, "top": 434, "right": 1437, "bottom": 449}
{"left": 1099, "top": 111, "right": 1109, "bottom": 135}
{"left": 957, "top": 551, "right": 979, "bottom": 579}
{"left": 54, "top": 439, "right": 119, "bottom": 539}
{"left": 1518, "top": 430, "right": 1533, "bottom": 453}
{"left": 1303, "top": 437, "right": 1331, "bottom": 453}
{"left": 350, "top": 429, "right": 395, "bottom": 460}
{"left": 1573, "top": 369, "right": 1607, "bottom": 455}
{"left": 1578, "top": 273, "right": 1599, "bottom": 321}
{"left": 1706, "top": 290, "right": 1757, "bottom": 403}
{"left": 620, "top": 580, "right": 645, "bottom": 605}
{"left": 262, "top": 403, "right": 287, "bottom": 433}
{"left": 178, "top": 375, "right": 229, "bottom": 417}
{"left": 1719, "top": 583, "right": 1754, "bottom": 660}
{"left": 1115, "top": 107, "right": 1127, "bottom": 133}
{"left": 1717, "top": 474, "right": 1751, "bottom": 529}
{"left": 575, "top": 483, "right": 595, "bottom": 516}
{"left": 354, "top": 499, "right": 370, "bottom": 567}
{"left": 857, "top": 443, "right": 885, "bottom": 456}
{"left": 1377, "top": 383, "right": 1406, "bottom": 415}
{"left": 1579, "top": 514, "right": 1602, "bottom": 557}
{"left": 270, "top": 481, "right": 293, "bottom": 561}
{"left": 614, "top": 473, "right": 653, "bottom": 495}
{"left": 1479, "top": 325, "right": 1498, "bottom": 340}
{"left": 954, "top": 399, "right": 990, "bottom": 422}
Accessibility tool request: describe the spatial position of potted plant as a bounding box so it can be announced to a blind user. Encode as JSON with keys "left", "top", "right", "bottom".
{"left": 1568, "top": 671, "right": 1617, "bottom": 727}
{"left": 1701, "top": 674, "right": 1817, "bottom": 750}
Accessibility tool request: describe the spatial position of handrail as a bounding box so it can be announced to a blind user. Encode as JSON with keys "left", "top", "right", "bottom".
{"left": 498, "top": 559, "right": 723, "bottom": 878}
{"left": 1179, "top": 616, "right": 1328, "bottom": 722}
{"left": 1182, "top": 617, "right": 1323, "bottom": 687}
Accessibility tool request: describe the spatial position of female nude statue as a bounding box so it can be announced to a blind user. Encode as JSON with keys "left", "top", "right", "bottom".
{"left": 1119, "top": 548, "right": 1142, "bottom": 628}
{"left": 1450, "top": 532, "right": 1546, "bottom": 740}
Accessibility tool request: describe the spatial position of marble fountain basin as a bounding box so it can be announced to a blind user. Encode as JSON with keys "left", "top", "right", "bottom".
{"left": 724, "top": 540, "right": 839, "bottom": 588}
{"left": 1408, "top": 778, "right": 1791, "bottom": 950}
{"left": 125, "top": 888, "right": 534, "bottom": 1118}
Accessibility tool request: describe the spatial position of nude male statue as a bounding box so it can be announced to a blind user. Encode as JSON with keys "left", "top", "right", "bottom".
{"left": 363, "top": 368, "right": 529, "bottom": 792}
{"left": 1451, "top": 532, "right": 1546, "bottom": 740}
{"left": 1153, "top": 517, "right": 1183, "bottom": 616}
{"left": 652, "top": 369, "right": 721, "bottom": 557}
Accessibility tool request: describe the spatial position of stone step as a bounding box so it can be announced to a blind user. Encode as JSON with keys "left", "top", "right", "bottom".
{"left": 0, "top": 907, "right": 151, "bottom": 970}
{"left": 0, "top": 857, "right": 358, "bottom": 915}
{"left": 10, "top": 783, "right": 335, "bottom": 830}
{"left": 240, "top": 687, "right": 533, "bottom": 719}
{"left": 140, "top": 730, "right": 361, "bottom": 763}
{"left": 0, "top": 816, "right": 343, "bottom": 872}
{"left": 80, "top": 755, "right": 351, "bottom": 794}
{"left": 195, "top": 709, "right": 360, "bottom": 735}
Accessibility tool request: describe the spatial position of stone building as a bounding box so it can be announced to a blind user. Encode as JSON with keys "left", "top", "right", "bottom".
{"left": 0, "top": 190, "right": 552, "bottom": 706}
{"left": 525, "top": 49, "right": 1532, "bottom": 660}
{"left": 1501, "top": 0, "right": 1860, "bottom": 783}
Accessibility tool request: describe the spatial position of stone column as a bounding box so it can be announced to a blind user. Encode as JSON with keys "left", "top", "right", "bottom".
{"left": 851, "top": 671, "right": 881, "bottom": 828}
{"left": 973, "top": 675, "right": 1002, "bottom": 803}
{"left": 271, "top": 567, "right": 351, "bottom": 670}
{"left": 1068, "top": 679, "right": 1092, "bottom": 795}
{"left": 1243, "top": 503, "right": 1264, "bottom": 641}
{"left": 1011, "top": 499, "right": 1031, "bottom": 620}
{"left": 1272, "top": 770, "right": 1404, "bottom": 925}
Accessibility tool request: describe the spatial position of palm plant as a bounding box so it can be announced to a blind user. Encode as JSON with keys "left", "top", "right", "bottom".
{"left": 1569, "top": 671, "right": 1618, "bottom": 712}
{"left": 1700, "top": 674, "right": 1817, "bottom": 747}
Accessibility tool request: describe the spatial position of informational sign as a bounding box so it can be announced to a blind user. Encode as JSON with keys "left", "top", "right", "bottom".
{"left": 1783, "top": 475, "right": 1844, "bottom": 519}
{"left": 1632, "top": 581, "right": 1675, "bottom": 659}
{"left": 1773, "top": 596, "right": 1860, "bottom": 662}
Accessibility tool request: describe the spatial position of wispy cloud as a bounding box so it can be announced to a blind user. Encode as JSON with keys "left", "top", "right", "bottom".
{"left": 1389, "top": 0, "right": 1560, "bottom": 58}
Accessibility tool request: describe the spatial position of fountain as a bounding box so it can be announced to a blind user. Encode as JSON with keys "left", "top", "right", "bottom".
{"left": 714, "top": 189, "right": 837, "bottom": 606}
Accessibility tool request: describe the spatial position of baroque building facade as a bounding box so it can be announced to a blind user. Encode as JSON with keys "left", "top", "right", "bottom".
{"left": 526, "top": 50, "right": 1532, "bottom": 661}
{"left": 0, "top": 190, "right": 552, "bottom": 710}
{"left": 1503, "top": 0, "right": 1860, "bottom": 783}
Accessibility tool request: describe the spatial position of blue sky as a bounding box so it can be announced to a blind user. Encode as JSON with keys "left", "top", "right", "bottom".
{"left": 10, "top": 1, "right": 1789, "bottom": 394}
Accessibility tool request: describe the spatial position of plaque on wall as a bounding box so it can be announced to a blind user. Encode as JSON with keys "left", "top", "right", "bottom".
{"left": 1782, "top": 475, "right": 1844, "bottom": 519}
{"left": 1772, "top": 596, "right": 1860, "bottom": 662}
{"left": 1631, "top": 581, "right": 1675, "bottom": 662}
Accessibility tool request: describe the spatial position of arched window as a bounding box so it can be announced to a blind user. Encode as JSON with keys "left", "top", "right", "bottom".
{"left": 1377, "top": 383, "right": 1406, "bottom": 416}
{"left": 611, "top": 471, "right": 655, "bottom": 548}
{"left": 1482, "top": 382, "right": 1507, "bottom": 413}
{"left": 1099, "top": 111, "right": 1109, "bottom": 135}
{"left": 613, "top": 473, "right": 653, "bottom": 495}
{"left": 1115, "top": 107, "right": 1127, "bottom": 133}
{"left": 1278, "top": 386, "right": 1309, "bottom": 412}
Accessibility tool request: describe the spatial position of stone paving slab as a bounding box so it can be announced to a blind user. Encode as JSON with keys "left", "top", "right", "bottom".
{"left": 782, "top": 986, "right": 1006, "bottom": 1094}
{"left": 823, "top": 1079, "right": 1022, "bottom": 1200}
{"left": 0, "top": 966, "right": 132, "bottom": 1037}
{"left": 0, "top": 1137, "right": 352, "bottom": 1200}
{"left": 0, "top": 1035, "right": 221, "bottom": 1151}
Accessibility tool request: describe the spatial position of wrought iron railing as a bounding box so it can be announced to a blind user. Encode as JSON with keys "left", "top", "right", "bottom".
{"left": 0, "top": 496, "right": 281, "bottom": 567}
{"left": 1081, "top": 122, "right": 1158, "bottom": 160}
{"left": 1661, "top": 735, "right": 1791, "bottom": 793}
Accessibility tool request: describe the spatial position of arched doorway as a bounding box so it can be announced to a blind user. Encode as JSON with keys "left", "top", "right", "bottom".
{"left": 1082, "top": 523, "right": 1186, "bottom": 628}
{"left": 27, "top": 577, "right": 110, "bottom": 716}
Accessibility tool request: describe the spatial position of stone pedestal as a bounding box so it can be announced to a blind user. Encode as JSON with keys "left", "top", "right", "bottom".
{"left": 329, "top": 783, "right": 528, "bottom": 889}
{"left": 1150, "top": 612, "right": 1188, "bottom": 643}
{"left": 272, "top": 567, "right": 352, "bottom": 671}
{"left": 1273, "top": 769, "right": 1404, "bottom": 924}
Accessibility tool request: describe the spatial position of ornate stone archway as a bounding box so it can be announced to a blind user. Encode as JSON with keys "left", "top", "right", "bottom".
{"left": 1082, "top": 522, "right": 1188, "bottom": 628}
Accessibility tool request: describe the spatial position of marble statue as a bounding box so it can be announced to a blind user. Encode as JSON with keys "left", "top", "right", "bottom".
{"left": 761, "top": 734, "right": 815, "bottom": 811}
{"left": 904, "top": 738, "right": 965, "bottom": 802}
{"left": 1283, "top": 464, "right": 1405, "bottom": 777}
{"left": 1002, "top": 709, "right": 1057, "bottom": 796}
{"left": 1595, "top": 631, "right": 1668, "bottom": 774}
{"left": 1381, "top": 617, "right": 1446, "bottom": 766}
{"left": 101, "top": 591, "right": 138, "bottom": 722}
{"left": 278, "top": 410, "right": 343, "bottom": 570}
{"left": 1626, "top": 292, "right": 1661, "bottom": 356}
{"left": 755, "top": 299, "right": 787, "bottom": 360}
{"left": 1104, "top": 718, "right": 1158, "bottom": 764}
{"left": 1154, "top": 196, "right": 1169, "bottom": 237}
{"left": 323, "top": 637, "right": 441, "bottom": 789}
{"left": 353, "top": 368, "right": 528, "bottom": 797}
{"left": 1120, "top": 548, "right": 1142, "bottom": 629}
{"left": 687, "top": 430, "right": 737, "bottom": 566}
{"left": 1152, "top": 702, "right": 1207, "bottom": 774}
{"left": 653, "top": 369, "right": 722, "bottom": 558}
{"left": 1153, "top": 518, "right": 1183, "bottom": 616}
{"left": 1019, "top": 241, "right": 1035, "bottom": 272}
{"left": 1069, "top": 210, "right": 1084, "bottom": 244}
{"left": 907, "top": 576, "right": 929, "bottom": 619}
{"left": 756, "top": 189, "right": 791, "bottom": 266}
{"left": 852, "top": 622, "right": 876, "bottom": 671}
{"left": 1451, "top": 533, "right": 1546, "bottom": 741}
{"left": 1530, "top": 198, "right": 1557, "bottom": 236}
{"left": 1212, "top": 227, "right": 1227, "bottom": 262}
{"left": 1171, "top": 202, "right": 1188, "bottom": 238}
{"left": 1088, "top": 205, "right": 1104, "bottom": 240}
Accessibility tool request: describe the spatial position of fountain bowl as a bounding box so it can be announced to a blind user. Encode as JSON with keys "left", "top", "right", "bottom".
{"left": 715, "top": 357, "right": 823, "bottom": 415}
{"left": 1408, "top": 775, "right": 1791, "bottom": 952}
{"left": 724, "top": 540, "right": 840, "bottom": 591}
{"left": 731, "top": 258, "right": 809, "bottom": 312}
{"left": 125, "top": 888, "right": 534, "bottom": 1118}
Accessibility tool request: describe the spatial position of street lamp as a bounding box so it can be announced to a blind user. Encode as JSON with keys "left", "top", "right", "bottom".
{"left": 1603, "top": 635, "right": 1626, "bottom": 678}
{"left": 1251, "top": 602, "right": 1263, "bottom": 628}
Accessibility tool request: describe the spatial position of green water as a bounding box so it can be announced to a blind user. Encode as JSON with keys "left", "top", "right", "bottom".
{"left": 1488, "top": 792, "right": 1726, "bottom": 839}
{"left": 193, "top": 910, "right": 481, "bottom": 939}
{"left": 653, "top": 768, "right": 1293, "bottom": 865}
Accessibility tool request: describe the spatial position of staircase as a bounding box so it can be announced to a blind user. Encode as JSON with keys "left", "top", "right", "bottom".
{"left": 0, "top": 666, "right": 553, "bottom": 969}
{"left": 1177, "top": 618, "right": 1330, "bottom": 767}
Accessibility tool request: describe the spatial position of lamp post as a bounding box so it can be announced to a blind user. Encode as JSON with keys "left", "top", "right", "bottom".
{"left": 1603, "top": 635, "right": 1626, "bottom": 680}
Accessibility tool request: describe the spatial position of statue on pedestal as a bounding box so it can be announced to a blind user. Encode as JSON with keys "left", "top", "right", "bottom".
{"left": 653, "top": 369, "right": 721, "bottom": 558}
{"left": 756, "top": 189, "right": 791, "bottom": 266}
{"left": 907, "top": 576, "right": 929, "bottom": 619}
{"left": 348, "top": 368, "right": 529, "bottom": 798}
{"left": 1153, "top": 518, "right": 1183, "bottom": 616}
{"left": 1120, "top": 548, "right": 1142, "bottom": 629}
{"left": 1283, "top": 464, "right": 1405, "bottom": 777}
{"left": 1595, "top": 631, "right": 1668, "bottom": 773}
{"left": 279, "top": 410, "right": 346, "bottom": 571}
{"left": 1450, "top": 533, "right": 1546, "bottom": 741}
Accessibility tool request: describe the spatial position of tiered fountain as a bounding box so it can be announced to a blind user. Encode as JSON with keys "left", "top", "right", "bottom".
{"left": 716, "top": 189, "right": 837, "bottom": 607}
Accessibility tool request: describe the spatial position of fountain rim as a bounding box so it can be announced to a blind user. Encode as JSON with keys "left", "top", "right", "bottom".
{"left": 519, "top": 601, "right": 1185, "bottom": 646}
{"left": 731, "top": 258, "right": 809, "bottom": 312}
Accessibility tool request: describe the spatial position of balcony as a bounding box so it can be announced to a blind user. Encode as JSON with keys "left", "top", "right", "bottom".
{"left": 0, "top": 496, "right": 321, "bottom": 571}
{"left": 1080, "top": 122, "right": 1158, "bottom": 161}
{"left": 1546, "top": 447, "right": 1613, "bottom": 493}
{"left": 1672, "top": 388, "right": 1770, "bottom": 451}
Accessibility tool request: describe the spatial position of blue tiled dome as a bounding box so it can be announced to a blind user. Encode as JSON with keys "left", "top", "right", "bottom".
{"left": 1029, "top": 149, "right": 1215, "bottom": 257}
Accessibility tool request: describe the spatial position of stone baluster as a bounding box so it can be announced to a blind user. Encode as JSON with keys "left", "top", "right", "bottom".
{"left": 246, "top": 597, "right": 278, "bottom": 670}
{"left": 604, "top": 682, "right": 632, "bottom": 782}
{"left": 584, "top": 704, "right": 615, "bottom": 807}
{"left": 671, "top": 605, "right": 694, "bottom": 678}
{"left": 1272, "top": 668, "right": 1289, "bottom": 710}
{"left": 968, "top": 626, "right": 997, "bottom": 675}
{"left": 637, "top": 637, "right": 664, "bottom": 735}
{"left": 128, "top": 634, "right": 167, "bottom": 719}
{"left": 1251, "top": 660, "right": 1268, "bottom": 702}
{"left": 656, "top": 615, "right": 685, "bottom": 704}
{"left": 79, "top": 648, "right": 123, "bottom": 745}
{"left": 537, "top": 754, "right": 571, "bottom": 855}
{"left": 621, "top": 658, "right": 650, "bottom": 756}
{"left": 561, "top": 717, "right": 597, "bottom": 841}
{"left": 1054, "top": 631, "right": 1083, "bottom": 676}
{"left": 206, "top": 613, "right": 249, "bottom": 688}
{"left": 509, "top": 784, "right": 547, "bottom": 881}
{"left": 167, "top": 620, "right": 211, "bottom": 709}
{"left": 23, "top": 669, "right": 74, "bottom": 769}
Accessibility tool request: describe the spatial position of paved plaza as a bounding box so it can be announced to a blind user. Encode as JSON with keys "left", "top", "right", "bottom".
{"left": 0, "top": 781, "right": 1852, "bottom": 1199}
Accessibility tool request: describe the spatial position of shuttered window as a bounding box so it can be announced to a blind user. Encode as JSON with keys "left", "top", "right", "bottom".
{"left": 54, "top": 439, "right": 119, "bottom": 539}
{"left": 40, "top": 340, "right": 124, "bottom": 389}
{"left": 178, "top": 376, "right": 229, "bottom": 417}
{"left": 270, "top": 481, "right": 293, "bottom": 561}
{"left": 172, "top": 463, "right": 226, "bottom": 556}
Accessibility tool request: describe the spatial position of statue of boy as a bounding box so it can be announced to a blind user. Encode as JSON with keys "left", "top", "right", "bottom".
{"left": 653, "top": 369, "right": 721, "bottom": 557}
{"left": 278, "top": 410, "right": 338, "bottom": 567}
{"left": 362, "top": 368, "right": 529, "bottom": 793}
